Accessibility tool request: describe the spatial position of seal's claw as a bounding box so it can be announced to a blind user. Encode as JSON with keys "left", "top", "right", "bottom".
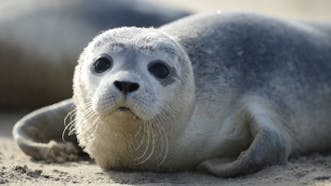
{"left": 42, "top": 141, "right": 80, "bottom": 163}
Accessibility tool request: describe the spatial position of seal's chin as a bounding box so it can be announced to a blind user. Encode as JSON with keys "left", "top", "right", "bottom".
{"left": 93, "top": 98, "right": 159, "bottom": 121}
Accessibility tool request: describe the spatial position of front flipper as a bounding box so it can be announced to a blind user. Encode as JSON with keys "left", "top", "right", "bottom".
{"left": 13, "top": 99, "right": 84, "bottom": 162}
{"left": 198, "top": 102, "right": 291, "bottom": 177}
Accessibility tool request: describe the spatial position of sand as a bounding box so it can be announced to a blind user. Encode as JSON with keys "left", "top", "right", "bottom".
{"left": 1, "top": 113, "right": 331, "bottom": 185}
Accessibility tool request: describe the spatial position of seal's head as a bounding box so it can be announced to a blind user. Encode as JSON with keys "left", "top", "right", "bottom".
{"left": 73, "top": 27, "right": 195, "bottom": 168}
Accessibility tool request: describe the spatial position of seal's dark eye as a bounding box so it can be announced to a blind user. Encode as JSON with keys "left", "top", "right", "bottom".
{"left": 93, "top": 55, "right": 113, "bottom": 74}
{"left": 148, "top": 61, "right": 170, "bottom": 79}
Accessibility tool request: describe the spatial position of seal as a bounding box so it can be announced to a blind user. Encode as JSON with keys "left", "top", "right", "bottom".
{"left": 13, "top": 12, "right": 331, "bottom": 177}
{"left": 0, "top": 0, "right": 190, "bottom": 109}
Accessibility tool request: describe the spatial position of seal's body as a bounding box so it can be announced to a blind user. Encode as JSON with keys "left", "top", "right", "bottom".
{"left": 13, "top": 13, "right": 331, "bottom": 177}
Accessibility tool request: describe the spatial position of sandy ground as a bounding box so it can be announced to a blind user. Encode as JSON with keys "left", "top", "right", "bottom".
{"left": 2, "top": 1, "right": 331, "bottom": 185}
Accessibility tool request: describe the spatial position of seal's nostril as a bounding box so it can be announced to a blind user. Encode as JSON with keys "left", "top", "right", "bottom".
{"left": 114, "top": 81, "right": 140, "bottom": 94}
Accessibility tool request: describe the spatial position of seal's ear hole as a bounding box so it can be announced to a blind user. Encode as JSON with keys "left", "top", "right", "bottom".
{"left": 148, "top": 60, "right": 170, "bottom": 79}
{"left": 92, "top": 54, "right": 113, "bottom": 74}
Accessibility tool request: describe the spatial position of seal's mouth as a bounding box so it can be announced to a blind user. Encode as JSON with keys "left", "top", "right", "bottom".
{"left": 114, "top": 106, "right": 140, "bottom": 120}
{"left": 117, "top": 106, "right": 131, "bottom": 112}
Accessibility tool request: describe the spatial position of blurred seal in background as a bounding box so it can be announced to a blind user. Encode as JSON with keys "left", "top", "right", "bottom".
{"left": 0, "top": 0, "right": 190, "bottom": 109}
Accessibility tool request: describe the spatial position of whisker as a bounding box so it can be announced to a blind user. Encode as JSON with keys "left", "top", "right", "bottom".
{"left": 155, "top": 123, "right": 164, "bottom": 164}
{"left": 134, "top": 123, "right": 146, "bottom": 151}
{"left": 62, "top": 106, "right": 79, "bottom": 142}
{"left": 64, "top": 108, "right": 76, "bottom": 126}
{"left": 62, "top": 100, "right": 96, "bottom": 142}
{"left": 62, "top": 121, "right": 74, "bottom": 142}
{"left": 136, "top": 122, "right": 156, "bottom": 165}
{"left": 135, "top": 122, "right": 151, "bottom": 163}
{"left": 134, "top": 124, "right": 143, "bottom": 138}
{"left": 159, "top": 124, "right": 169, "bottom": 165}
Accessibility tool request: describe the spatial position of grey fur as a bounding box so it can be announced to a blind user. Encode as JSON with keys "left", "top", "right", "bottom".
{"left": 13, "top": 12, "right": 331, "bottom": 177}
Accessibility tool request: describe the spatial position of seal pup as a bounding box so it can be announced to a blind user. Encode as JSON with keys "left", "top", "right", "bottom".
{"left": 13, "top": 12, "right": 331, "bottom": 177}
{"left": 0, "top": 0, "right": 190, "bottom": 109}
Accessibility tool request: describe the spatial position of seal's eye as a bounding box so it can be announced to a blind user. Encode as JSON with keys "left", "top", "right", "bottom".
{"left": 93, "top": 55, "right": 113, "bottom": 74}
{"left": 148, "top": 60, "right": 170, "bottom": 79}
